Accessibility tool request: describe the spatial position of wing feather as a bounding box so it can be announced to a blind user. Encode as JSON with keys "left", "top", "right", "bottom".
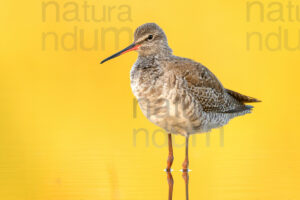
{"left": 166, "top": 57, "right": 245, "bottom": 113}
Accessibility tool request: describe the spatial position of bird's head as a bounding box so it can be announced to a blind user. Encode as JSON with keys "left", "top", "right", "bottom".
{"left": 100, "top": 23, "right": 172, "bottom": 64}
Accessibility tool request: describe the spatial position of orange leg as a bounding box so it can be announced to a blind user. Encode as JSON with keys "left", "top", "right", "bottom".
{"left": 182, "top": 136, "right": 189, "bottom": 172}
{"left": 166, "top": 133, "right": 174, "bottom": 171}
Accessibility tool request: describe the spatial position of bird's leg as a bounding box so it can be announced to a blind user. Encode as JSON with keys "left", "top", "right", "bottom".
{"left": 166, "top": 133, "right": 174, "bottom": 172}
{"left": 166, "top": 172, "right": 174, "bottom": 200}
{"left": 182, "top": 136, "right": 189, "bottom": 172}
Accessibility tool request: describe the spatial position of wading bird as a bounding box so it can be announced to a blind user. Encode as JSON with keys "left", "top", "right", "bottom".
{"left": 100, "top": 23, "right": 260, "bottom": 171}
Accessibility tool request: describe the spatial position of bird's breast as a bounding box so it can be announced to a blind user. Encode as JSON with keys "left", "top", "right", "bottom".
{"left": 130, "top": 64, "right": 202, "bottom": 135}
{"left": 130, "top": 64, "right": 164, "bottom": 102}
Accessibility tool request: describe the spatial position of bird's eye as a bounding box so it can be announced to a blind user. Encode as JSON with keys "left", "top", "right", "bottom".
{"left": 147, "top": 35, "right": 153, "bottom": 41}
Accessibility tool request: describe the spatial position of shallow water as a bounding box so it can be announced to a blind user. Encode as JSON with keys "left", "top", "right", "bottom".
{"left": 1, "top": 129, "right": 299, "bottom": 200}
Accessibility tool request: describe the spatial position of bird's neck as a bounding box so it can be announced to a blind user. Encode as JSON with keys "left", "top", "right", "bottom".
{"left": 138, "top": 49, "right": 172, "bottom": 62}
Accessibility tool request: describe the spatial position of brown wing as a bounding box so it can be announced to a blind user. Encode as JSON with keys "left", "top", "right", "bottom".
{"left": 183, "top": 64, "right": 234, "bottom": 112}
{"left": 167, "top": 57, "right": 245, "bottom": 113}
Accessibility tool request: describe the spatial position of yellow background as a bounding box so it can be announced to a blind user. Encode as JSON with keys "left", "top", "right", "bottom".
{"left": 1, "top": 0, "right": 300, "bottom": 199}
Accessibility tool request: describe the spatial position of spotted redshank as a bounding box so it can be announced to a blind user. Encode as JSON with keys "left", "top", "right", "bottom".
{"left": 100, "top": 23, "right": 260, "bottom": 171}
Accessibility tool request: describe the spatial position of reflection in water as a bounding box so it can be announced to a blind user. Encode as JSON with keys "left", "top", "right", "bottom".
{"left": 166, "top": 172, "right": 174, "bottom": 200}
{"left": 166, "top": 171, "right": 189, "bottom": 200}
{"left": 182, "top": 172, "right": 189, "bottom": 200}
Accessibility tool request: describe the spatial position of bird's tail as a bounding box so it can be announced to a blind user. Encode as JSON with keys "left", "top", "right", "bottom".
{"left": 225, "top": 89, "right": 261, "bottom": 103}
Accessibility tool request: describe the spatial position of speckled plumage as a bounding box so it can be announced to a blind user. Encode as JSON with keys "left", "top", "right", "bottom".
{"left": 100, "top": 23, "right": 260, "bottom": 170}
{"left": 129, "top": 23, "right": 260, "bottom": 136}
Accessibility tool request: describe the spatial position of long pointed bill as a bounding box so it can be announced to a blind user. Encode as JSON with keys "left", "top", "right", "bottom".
{"left": 100, "top": 43, "right": 141, "bottom": 64}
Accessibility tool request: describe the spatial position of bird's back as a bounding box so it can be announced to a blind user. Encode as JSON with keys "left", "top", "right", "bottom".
{"left": 164, "top": 55, "right": 259, "bottom": 113}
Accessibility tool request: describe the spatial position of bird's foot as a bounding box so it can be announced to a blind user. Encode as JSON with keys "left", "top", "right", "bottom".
{"left": 181, "top": 168, "right": 190, "bottom": 172}
{"left": 165, "top": 168, "right": 173, "bottom": 172}
{"left": 182, "top": 160, "right": 189, "bottom": 172}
